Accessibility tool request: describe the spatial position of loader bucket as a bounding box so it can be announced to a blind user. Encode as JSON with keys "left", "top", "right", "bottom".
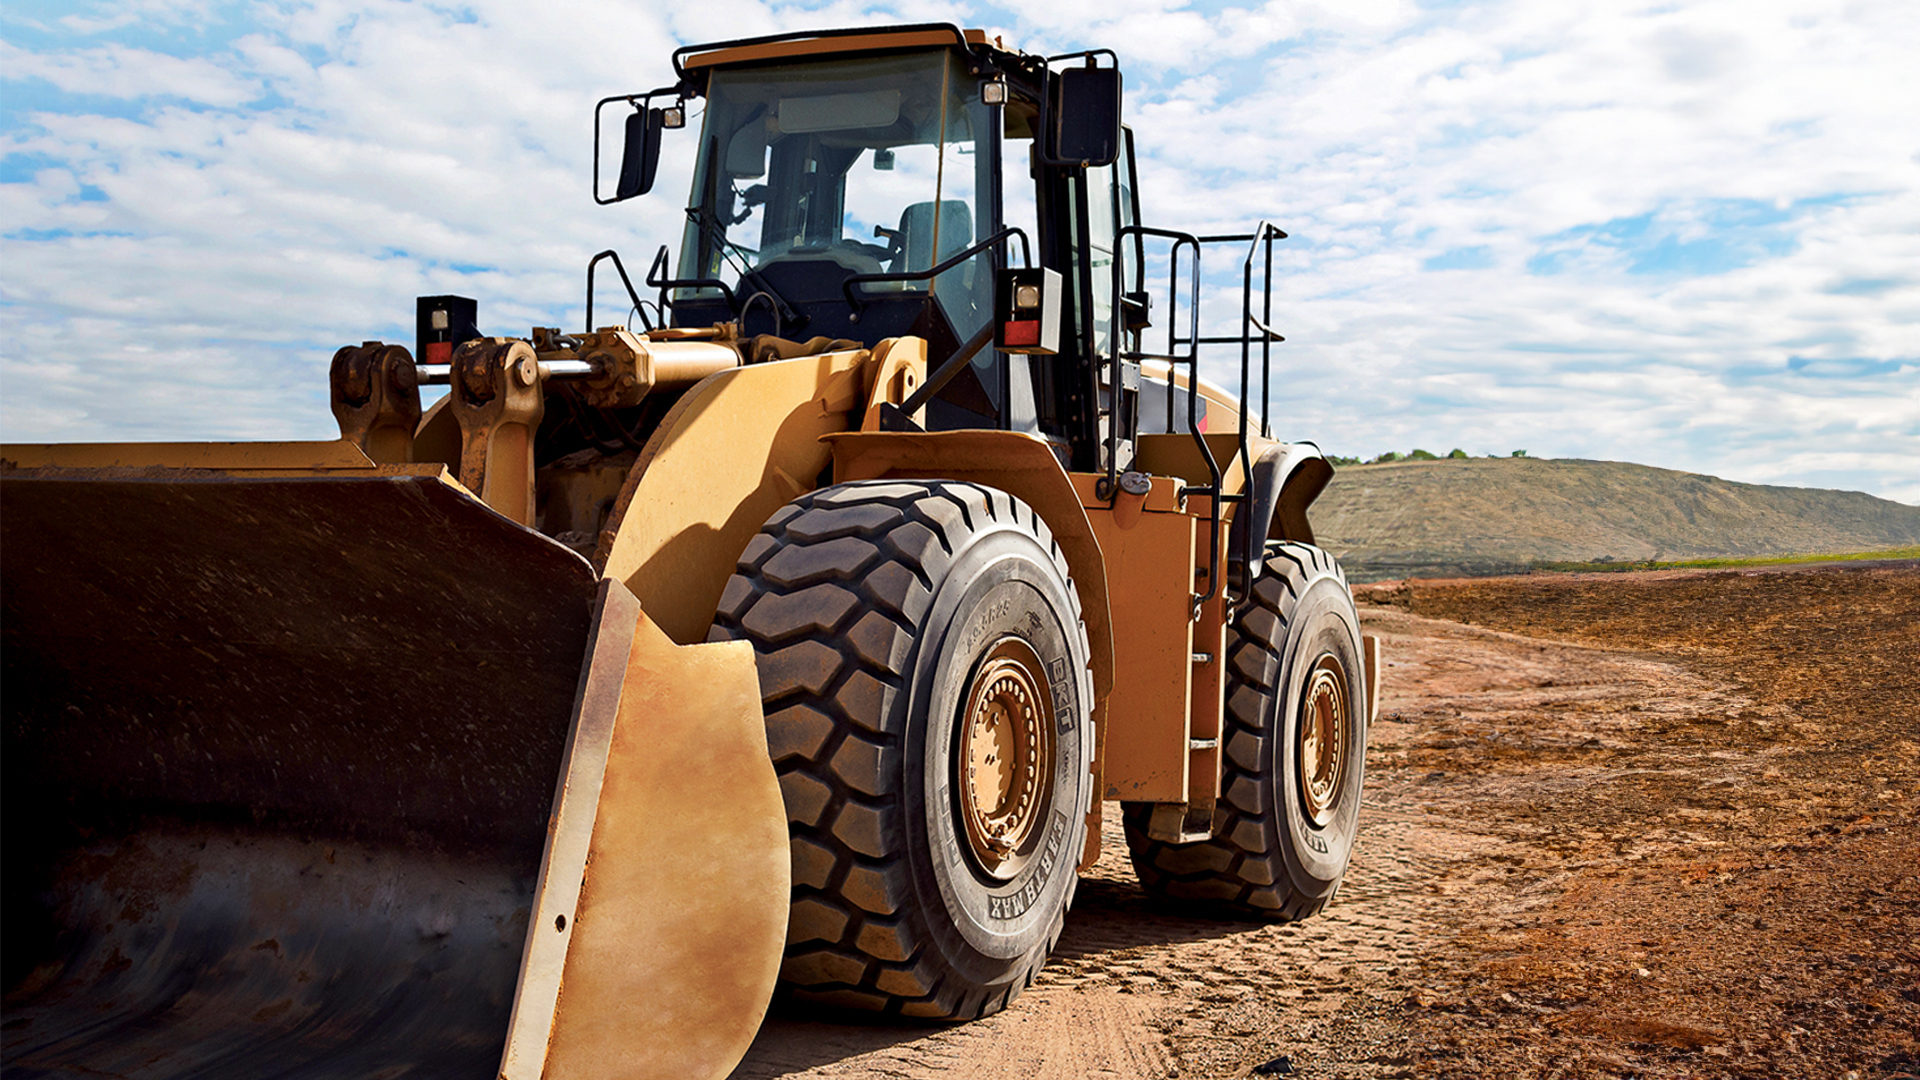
{"left": 1, "top": 451, "right": 788, "bottom": 1079}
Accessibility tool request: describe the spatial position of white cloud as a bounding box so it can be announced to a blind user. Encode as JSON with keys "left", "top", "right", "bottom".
{"left": 1, "top": 0, "right": 1916, "bottom": 505}
{"left": 0, "top": 39, "right": 259, "bottom": 106}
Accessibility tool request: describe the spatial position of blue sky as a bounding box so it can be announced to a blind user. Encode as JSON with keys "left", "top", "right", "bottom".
{"left": 3, "top": 0, "right": 1917, "bottom": 503}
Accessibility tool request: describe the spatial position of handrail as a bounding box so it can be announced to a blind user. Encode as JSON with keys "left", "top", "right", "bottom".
{"left": 840, "top": 226, "right": 1033, "bottom": 318}
{"left": 1108, "top": 222, "right": 1288, "bottom": 610}
{"left": 585, "top": 250, "right": 650, "bottom": 333}
{"left": 643, "top": 243, "right": 737, "bottom": 314}
{"left": 1112, "top": 224, "right": 1224, "bottom": 609}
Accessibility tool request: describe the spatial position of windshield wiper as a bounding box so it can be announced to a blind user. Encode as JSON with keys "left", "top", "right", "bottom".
{"left": 685, "top": 204, "right": 803, "bottom": 333}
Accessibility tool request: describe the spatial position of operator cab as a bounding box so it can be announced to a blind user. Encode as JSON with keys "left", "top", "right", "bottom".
{"left": 601, "top": 25, "right": 1241, "bottom": 469}
{"left": 673, "top": 50, "right": 994, "bottom": 352}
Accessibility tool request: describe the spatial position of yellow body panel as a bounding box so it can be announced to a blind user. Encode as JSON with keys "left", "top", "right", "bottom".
{"left": 679, "top": 27, "right": 992, "bottom": 71}
{"left": 598, "top": 349, "right": 872, "bottom": 645}
{"left": 825, "top": 428, "right": 1115, "bottom": 701}
{"left": 1084, "top": 504, "right": 1195, "bottom": 802}
{"left": 502, "top": 582, "right": 786, "bottom": 1080}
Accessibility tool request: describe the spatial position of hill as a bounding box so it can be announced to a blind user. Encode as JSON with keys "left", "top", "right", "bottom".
{"left": 1307, "top": 457, "right": 1920, "bottom": 581}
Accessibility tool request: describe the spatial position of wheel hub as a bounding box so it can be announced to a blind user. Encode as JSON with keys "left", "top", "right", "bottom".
{"left": 1297, "top": 654, "right": 1349, "bottom": 828}
{"left": 957, "top": 637, "right": 1055, "bottom": 880}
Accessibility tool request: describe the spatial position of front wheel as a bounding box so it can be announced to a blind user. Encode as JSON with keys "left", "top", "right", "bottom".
{"left": 711, "top": 480, "right": 1093, "bottom": 1019}
{"left": 1123, "top": 541, "right": 1368, "bottom": 918}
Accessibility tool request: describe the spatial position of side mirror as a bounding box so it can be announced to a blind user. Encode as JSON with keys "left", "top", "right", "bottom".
{"left": 616, "top": 108, "right": 667, "bottom": 200}
{"left": 1053, "top": 66, "right": 1121, "bottom": 167}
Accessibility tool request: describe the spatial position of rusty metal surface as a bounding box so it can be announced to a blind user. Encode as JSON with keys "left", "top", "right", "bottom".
{"left": 2, "top": 440, "right": 374, "bottom": 469}
{"left": 1, "top": 465, "right": 598, "bottom": 1077}
{"left": 527, "top": 585, "right": 787, "bottom": 1080}
{"left": 330, "top": 342, "right": 422, "bottom": 463}
{"left": 450, "top": 337, "right": 546, "bottom": 525}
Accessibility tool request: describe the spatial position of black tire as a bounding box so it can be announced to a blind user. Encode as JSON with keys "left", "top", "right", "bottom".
{"left": 710, "top": 480, "right": 1094, "bottom": 1019}
{"left": 1122, "top": 541, "right": 1367, "bottom": 918}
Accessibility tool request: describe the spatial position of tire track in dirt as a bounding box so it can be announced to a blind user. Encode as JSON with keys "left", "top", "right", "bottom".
{"left": 731, "top": 598, "right": 1760, "bottom": 1079}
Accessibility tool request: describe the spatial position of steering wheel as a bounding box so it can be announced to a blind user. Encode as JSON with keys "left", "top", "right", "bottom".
{"left": 839, "top": 238, "right": 894, "bottom": 260}
{"left": 871, "top": 224, "right": 905, "bottom": 267}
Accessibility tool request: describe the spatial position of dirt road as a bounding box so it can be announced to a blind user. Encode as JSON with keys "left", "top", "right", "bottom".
{"left": 730, "top": 562, "right": 1918, "bottom": 1080}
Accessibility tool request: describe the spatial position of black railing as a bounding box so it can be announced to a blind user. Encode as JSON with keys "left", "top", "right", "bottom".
{"left": 841, "top": 226, "right": 1033, "bottom": 319}
{"left": 643, "top": 244, "right": 736, "bottom": 317}
{"left": 1107, "top": 222, "right": 1286, "bottom": 609}
{"left": 585, "top": 249, "right": 654, "bottom": 333}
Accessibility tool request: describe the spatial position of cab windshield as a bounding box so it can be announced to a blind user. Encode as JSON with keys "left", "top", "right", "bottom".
{"left": 677, "top": 50, "right": 992, "bottom": 334}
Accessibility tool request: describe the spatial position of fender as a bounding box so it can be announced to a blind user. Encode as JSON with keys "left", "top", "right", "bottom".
{"left": 1226, "top": 440, "right": 1334, "bottom": 590}
{"left": 822, "top": 428, "right": 1115, "bottom": 704}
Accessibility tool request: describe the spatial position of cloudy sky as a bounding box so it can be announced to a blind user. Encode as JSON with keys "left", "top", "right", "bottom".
{"left": 3, "top": 0, "right": 1916, "bottom": 503}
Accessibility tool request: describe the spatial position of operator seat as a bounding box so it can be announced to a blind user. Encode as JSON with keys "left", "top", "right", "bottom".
{"left": 896, "top": 200, "right": 980, "bottom": 330}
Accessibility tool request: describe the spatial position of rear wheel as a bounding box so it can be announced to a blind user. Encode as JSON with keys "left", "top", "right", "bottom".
{"left": 711, "top": 480, "right": 1093, "bottom": 1019}
{"left": 1123, "top": 541, "right": 1367, "bottom": 917}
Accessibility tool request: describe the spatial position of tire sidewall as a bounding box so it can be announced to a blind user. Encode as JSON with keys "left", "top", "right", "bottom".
{"left": 903, "top": 526, "right": 1091, "bottom": 977}
{"left": 1271, "top": 573, "right": 1367, "bottom": 897}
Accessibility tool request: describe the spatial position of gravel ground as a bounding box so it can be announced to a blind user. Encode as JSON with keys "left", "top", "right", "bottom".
{"left": 731, "top": 561, "right": 1919, "bottom": 1080}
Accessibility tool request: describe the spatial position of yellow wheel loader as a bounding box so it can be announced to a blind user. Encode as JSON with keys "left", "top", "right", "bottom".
{"left": 2, "top": 24, "right": 1379, "bottom": 1078}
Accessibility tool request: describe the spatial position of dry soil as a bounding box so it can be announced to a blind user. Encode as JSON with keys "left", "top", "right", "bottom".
{"left": 730, "top": 561, "right": 1919, "bottom": 1080}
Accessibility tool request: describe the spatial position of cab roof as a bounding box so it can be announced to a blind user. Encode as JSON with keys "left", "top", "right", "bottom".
{"left": 673, "top": 24, "right": 1018, "bottom": 82}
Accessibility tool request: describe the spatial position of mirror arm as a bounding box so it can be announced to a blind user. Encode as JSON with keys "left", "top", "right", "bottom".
{"left": 593, "top": 86, "right": 682, "bottom": 206}
{"left": 1034, "top": 50, "right": 1122, "bottom": 169}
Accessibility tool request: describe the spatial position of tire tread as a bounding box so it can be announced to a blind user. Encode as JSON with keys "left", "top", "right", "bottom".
{"left": 711, "top": 480, "right": 1091, "bottom": 1019}
{"left": 1121, "top": 540, "right": 1357, "bottom": 920}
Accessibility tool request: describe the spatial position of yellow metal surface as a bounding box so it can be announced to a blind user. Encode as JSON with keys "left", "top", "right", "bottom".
{"left": 450, "top": 338, "right": 546, "bottom": 526}
{"left": 562, "top": 329, "right": 739, "bottom": 410}
{"left": 1363, "top": 634, "right": 1383, "bottom": 723}
{"left": 1187, "top": 584, "right": 1228, "bottom": 809}
{"left": 958, "top": 637, "right": 1054, "bottom": 881}
{"left": 1082, "top": 500, "right": 1196, "bottom": 803}
{"left": 413, "top": 396, "right": 461, "bottom": 471}
{"left": 2, "top": 440, "right": 375, "bottom": 470}
{"left": 680, "top": 27, "right": 991, "bottom": 71}
{"left": 599, "top": 348, "right": 869, "bottom": 645}
{"left": 330, "top": 342, "right": 421, "bottom": 463}
{"left": 1066, "top": 470, "right": 1184, "bottom": 514}
{"left": 859, "top": 336, "right": 927, "bottom": 430}
{"left": 501, "top": 581, "right": 786, "bottom": 1080}
{"left": 1297, "top": 654, "right": 1351, "bottom": 827}
{"left": 1133, "top": 432, "right": 1258, "bottom": 495}
{"left": 825, "top": 429, "right": 1115, "bottom": 701}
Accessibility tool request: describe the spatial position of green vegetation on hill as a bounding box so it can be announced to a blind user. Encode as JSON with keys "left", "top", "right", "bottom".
{"left": 1308, "top": 457, "right": 1920, "bottom": 582}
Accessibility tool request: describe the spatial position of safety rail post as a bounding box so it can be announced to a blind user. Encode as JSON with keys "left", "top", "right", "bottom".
{"left": 1112, "top": 224, "right": 1220, "bottom": 613}
{"left": 1187, "top": 225, "right": 1287, "bottom": 605}
{"left": 585, "top": 250, "right": 654, "bottom": 333}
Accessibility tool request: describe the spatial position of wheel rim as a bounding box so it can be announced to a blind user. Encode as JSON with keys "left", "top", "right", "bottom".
{"left": 956, "top": 637, "right": 1055, "bottom": 880}
{"left": 1297, "top": 654, "right": 1350, "bottom": 828}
